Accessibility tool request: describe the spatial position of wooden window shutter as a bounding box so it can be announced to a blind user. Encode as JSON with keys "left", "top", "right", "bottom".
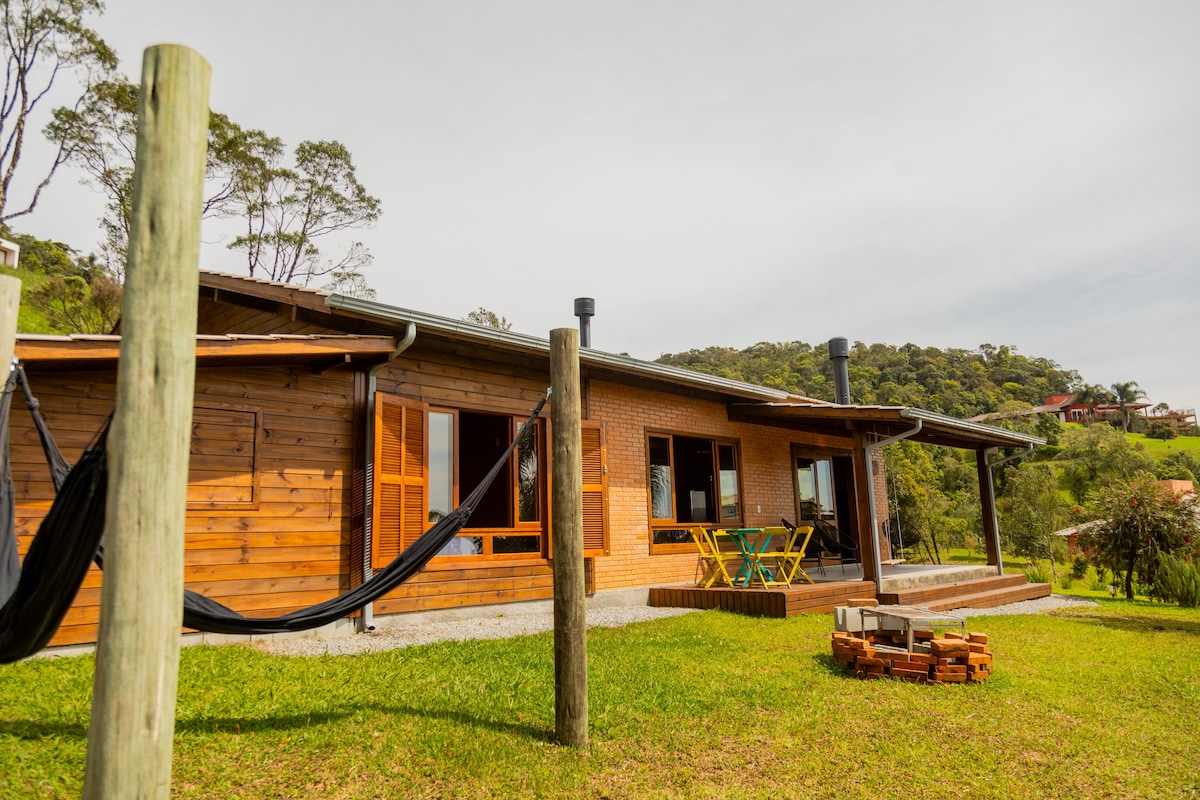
{"left": 371, "top": 393, "right": 427, "bottom": 570}
{"left": 581, "top": 420, "right": 609, "bottom": 557}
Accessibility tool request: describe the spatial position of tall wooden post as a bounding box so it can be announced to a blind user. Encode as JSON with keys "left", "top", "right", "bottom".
{"left": 83, "top": 45, "right": 210, "bottom": 800}
{"left": 550, "top": 328, "right": 588, "bottom": 749}
{"left": 0, "top": 274, "right": 19, "bottom": 373}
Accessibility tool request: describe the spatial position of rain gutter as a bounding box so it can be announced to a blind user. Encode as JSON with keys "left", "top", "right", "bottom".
{"left": 358, "top": 321, "right": 417, "bottom": 632}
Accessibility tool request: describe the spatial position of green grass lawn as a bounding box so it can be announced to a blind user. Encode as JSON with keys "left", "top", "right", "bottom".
{"left": 2, "top": 602, "right": 1198, "bottom": 799}
{"left": 1127, "top": 430, "right": 1200, "bottom": 458}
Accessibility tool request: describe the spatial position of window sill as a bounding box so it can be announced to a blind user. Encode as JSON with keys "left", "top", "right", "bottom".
{"left": 424, "top": 555, "right": 549, "bottom": 571}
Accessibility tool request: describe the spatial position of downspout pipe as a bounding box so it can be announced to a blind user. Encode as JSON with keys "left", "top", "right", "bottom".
{"left": 359, "top": 322, "right": 417, "bottom": 632}
{"left": 864, "top": 420, "right": 923, "bottom": 596}
{"left": 983, "top": 443, "right": 1036, "bottom": 576}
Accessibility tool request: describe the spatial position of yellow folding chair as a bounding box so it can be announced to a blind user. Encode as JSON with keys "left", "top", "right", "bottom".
{"left": 772, "top": 524, "right": 815, "bottom": 584}
{"left": 690, "top": 527, "right": 739, "bottom": 588}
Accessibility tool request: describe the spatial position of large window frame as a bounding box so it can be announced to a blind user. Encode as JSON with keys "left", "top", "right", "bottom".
{"left": 371, "top": 392, "right": 608, "bottom": 567}
{"left": 431, "top": 406, "right": 548, "bottom": 560}
{"left": 646, "top": 430, "right": 744, "bottom": 554}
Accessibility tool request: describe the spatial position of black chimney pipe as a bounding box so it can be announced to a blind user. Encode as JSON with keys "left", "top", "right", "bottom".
{"left": 829, "top": 337, "right": 851, "bottom": 405}
{"left": 574, "top": 297, "right": 595, "bottom": 348}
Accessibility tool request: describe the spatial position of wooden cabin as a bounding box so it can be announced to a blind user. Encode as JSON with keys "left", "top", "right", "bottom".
{"left": 8, "top": 271, "right": 1043, "bottom": 648}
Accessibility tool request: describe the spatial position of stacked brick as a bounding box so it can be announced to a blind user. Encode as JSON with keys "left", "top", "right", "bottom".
{"left": 830, "top": 629, "right": 993, "bottom": 684}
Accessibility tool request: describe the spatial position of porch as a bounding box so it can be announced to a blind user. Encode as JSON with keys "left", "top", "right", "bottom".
{"left": 647, "top": 561, "right": 1051, "bottom": 618}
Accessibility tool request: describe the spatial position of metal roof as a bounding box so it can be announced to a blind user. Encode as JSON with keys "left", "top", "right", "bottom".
{"left": 728, "top": 401, "right": 1045, "bottom": 449}
{"left": 325, "top": 292, "right": 803, "bottom": 403}
{"left": 192, "top": 271, "right": 1042, "bottom": 448}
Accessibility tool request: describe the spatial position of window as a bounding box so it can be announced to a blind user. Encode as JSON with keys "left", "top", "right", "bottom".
{"left": 187, "top": 404, "right": 261, "bottom": 509}
{"left": 372, "top": 393, "right": 609, "bottom": 565}
{"left": 647, "top": 432, "right": 742, "bottom": 550}
{"left": 432, "top": 408, "right": 546, "bottom": 558}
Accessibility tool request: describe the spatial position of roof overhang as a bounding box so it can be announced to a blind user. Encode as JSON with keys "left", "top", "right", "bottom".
{"left": 14, "top": 333, "right": 399, "bottom": 373}
{"left": 728, "top": 402, "right": 1046, "bottom": 450}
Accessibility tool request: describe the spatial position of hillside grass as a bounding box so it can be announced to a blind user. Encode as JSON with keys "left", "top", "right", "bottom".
{"left": 1126, "top": 430, "right": 1200, "bottom": 458}
{"left": 1, "top": 265, "right": 55, "bottom": 334}
{"left": 2, "top": 604, "right": 1198, "bottom": 799}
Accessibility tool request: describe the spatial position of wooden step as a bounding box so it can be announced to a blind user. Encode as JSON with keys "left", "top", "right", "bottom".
{"left": 877, "top": 574, "right": 1029, "bottom": 606}
{"left": 915, "top": 582, "right": 1052, "bottom": 611}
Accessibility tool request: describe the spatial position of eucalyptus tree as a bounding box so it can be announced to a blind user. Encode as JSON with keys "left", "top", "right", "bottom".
{"left": 1, "top": 0, "right": 116, "bottom": 223}
{"left": 46, "top": 78, "right": 279, "bottom": 277}
{"left": 226, "top": 139, "right": 381, "bottom": 288}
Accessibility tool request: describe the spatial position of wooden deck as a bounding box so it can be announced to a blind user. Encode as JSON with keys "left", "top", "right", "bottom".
{"left": 648, "top": 580, "right": 875, "bottom": 618}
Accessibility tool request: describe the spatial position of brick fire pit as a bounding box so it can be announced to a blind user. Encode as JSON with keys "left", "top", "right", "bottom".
{"left": 830, "top": 628, "right": 994, "bottom": 683}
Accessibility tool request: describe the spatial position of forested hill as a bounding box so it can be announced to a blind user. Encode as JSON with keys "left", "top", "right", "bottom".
{"left": 655, "top": 341, "right": 1079, "bottom": 419}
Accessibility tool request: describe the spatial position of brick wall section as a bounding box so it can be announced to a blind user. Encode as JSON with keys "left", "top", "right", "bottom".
{"left": 590, "top": 380, "right": 839, "bottom": 590}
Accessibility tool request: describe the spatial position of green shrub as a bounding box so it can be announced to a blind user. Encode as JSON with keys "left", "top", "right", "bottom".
{"left": 1151, "top": 554, "right": 1200, "bottom": 608}
{"left": 1088, "top": 567, "right": 1110, "bottom": 592}
{"left": 1070, "top": 554, "right": 1089, "bottom": 580}
{"left": 1025, "top": 561, "right": 1051, "bottom": 584}
{"left": 1059, "top": 573, "right": 1074, "bottom": 590}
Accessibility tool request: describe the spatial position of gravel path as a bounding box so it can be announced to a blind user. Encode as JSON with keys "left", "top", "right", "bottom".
{"left": 250, "top": 593, "right": 1096, "bottom": 657}
{"left": 948, "top": 593, "right": 1098, "bottom": 617}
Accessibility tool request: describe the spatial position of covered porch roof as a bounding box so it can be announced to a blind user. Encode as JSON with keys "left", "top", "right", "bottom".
{"left": 728, "top": 401, "right": 1045, "bottom": 450}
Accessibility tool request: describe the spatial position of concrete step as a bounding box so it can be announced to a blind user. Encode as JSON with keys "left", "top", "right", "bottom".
{"left": 877, "top": 574, "right": 1029, "bottom": 606}
{"left": 917, "top": 582, "right": 1053, "bottom": 611}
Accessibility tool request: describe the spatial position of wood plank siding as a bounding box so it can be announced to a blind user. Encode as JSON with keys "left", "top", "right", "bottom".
{"left": 11, "top": 365, "right": 356, "bottom": 647}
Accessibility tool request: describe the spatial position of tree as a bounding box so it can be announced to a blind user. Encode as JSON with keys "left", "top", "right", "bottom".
{"left": 46, "top": 79, "right": 279, "bottom": 276}
{"left": 0, "top": 0, "right": 116, "bottom": 224}
{"left": 6, "top": 226, "right": 120, "bottom": 333}
{"left": 1110, "top": 381, "right": 1147, "bottom": 433}
{"left": 1057, "top": 424, "right": 1152, "bottom": 505}
{"left": 1146, "top": 420, "right": 1177, "bottom": 441}
{"left": 884, "top": 440, "right": 967, "bottom": 564}
{"left": 1079, "top": 475, "right": 1199, "bottom": 599}
{"left": 26, "top": 266, "right": 119, "bottom": 332}
{"left": 997, "top": 464, "right": 1070, "bottom": 561}
{"left": 323, "top": 268, "right": 375, "bottom": 300}
{"left": 1072, "top": 384, "right": 1113, "bottom": 426}
{"left": 226, "top": 139, "right": 381, "bottom": 288}
{"left": 464, "top": 307, "right": 513, "bottom": 330}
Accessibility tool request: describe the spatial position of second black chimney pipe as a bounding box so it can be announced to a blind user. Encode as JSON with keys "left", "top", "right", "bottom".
{"left": 829, "top": 337, "right": 851, "bottom": 405}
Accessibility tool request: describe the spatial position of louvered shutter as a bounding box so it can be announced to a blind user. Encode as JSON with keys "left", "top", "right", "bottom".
{"left": 371, "top": 393, "right": 427, "bottom": 570}
{"left": 581, "top": 420, "right": 608, "bottom": 557}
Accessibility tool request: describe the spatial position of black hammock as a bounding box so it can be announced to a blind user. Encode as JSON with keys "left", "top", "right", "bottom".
{"left": 1, "top": 364, "right": 548, "bottom": 661}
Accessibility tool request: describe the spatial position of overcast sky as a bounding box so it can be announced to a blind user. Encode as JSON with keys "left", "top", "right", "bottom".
{"left": 15, "top": 2, "right": 1200, "bottom": 410}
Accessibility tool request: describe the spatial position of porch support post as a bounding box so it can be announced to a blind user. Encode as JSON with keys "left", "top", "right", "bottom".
{"left": 851, "top": 429, "right": 878, "bottom": 587}
{"left": 861, "top": 419, "right": 923, "bottom": 595}
{"left": 977, "top": 447, "right": 1003, "bottom": 575}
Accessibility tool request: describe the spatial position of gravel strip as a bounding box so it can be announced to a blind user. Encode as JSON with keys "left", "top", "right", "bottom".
{"left": 251, "top": 606, "right": 699, "bottom": 657}
{"left": 948, "top": 593, "right": 1099, "bottom": 617}
{"left": 250, "top": 593, "right": 1097, "bottom": 657}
